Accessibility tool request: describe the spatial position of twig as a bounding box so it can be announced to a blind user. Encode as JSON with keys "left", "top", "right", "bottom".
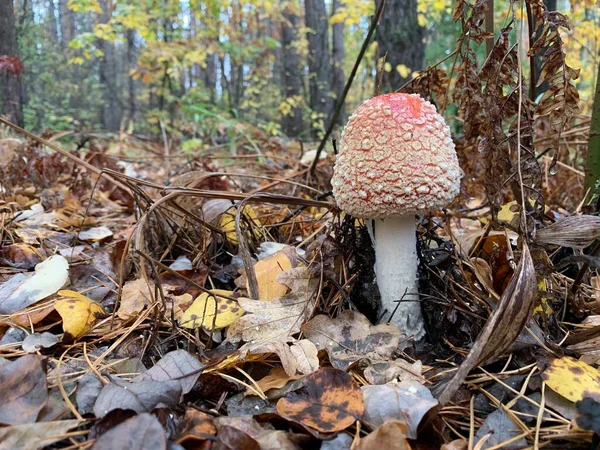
{"left": 309, "top": 0, "right": 387, "bottom": 175}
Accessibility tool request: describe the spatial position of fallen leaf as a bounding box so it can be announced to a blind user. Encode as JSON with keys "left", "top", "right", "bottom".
{"left": 90, "top": 413, "right": 166, "bottom": 450}
{"left": 541, "top": 356, "right": 600, "bottom": 402}
{"left": 177, "top": 409, "right": 216, "bottom": 449}
{"left": 239, "top": 339, "right": 319, "bottom": 377}
{"left": 132, "top": 349, "right": 204, "bottom": 395}
{"left": 277, "top": 367, "right": 364, "bottom": 433}
{"left": 219, "top": 204, "right": 259, "bottom": 245}
{"left": 574, "top": 397, "right": 600, "bottom": 433}
{"left": 0, "top": 419, "right": 81, "bottom": 450}
{"left": 441, "top": 439, "right": 468, "bottom": 450}
{"left": 302, "top": 310, "right": 403, "bottom": 370}
{"left": 355, "top": 420, "right": 410, "bottom": 450}
{"left": 214, "top": 425, "right": 260, "bottom": 450}
{"left": 55, "top": 290, "right": 106, "bottom": 340}
{"left": 0, "top": 243, "right": 44, "bottom": 269}
{"left": 474, "top": 408, "right": 527, "bottom": 449}
{"left": 0, "top": 355, "right": 48, "bottom": 425}
{"left": 0, "top": 255, "right": 69, "bottom": 314}
{"left": 363, "top": 359, "right": 424, "bottom": 385}
{"left": 178, "top": 289, "right": 244, "bottom": 330}
{"left": 535, "top": 215, "right": 600, "bottom": 249}
{"left": 228, "top": 268, "right": 318, "bottom": 343}
{"left": 22, "top": 332, "right": 60, "bottom": 353}
{"left": 361, "top": 382, "right": 438, "bottom": 439}
{"left": 249, "top": 367, "right": 303, "bottom": 396}
{"left": 253, "top": 250, "right": 293, "bottom": 300}
{"left": 76, "top": 373, "right": 104, "bottom": 415}
{"left": 117, "top": 278, "right": 178, "bottom": 319}
{"left": 78, "top": 226, "right": 113, "bottom": 242}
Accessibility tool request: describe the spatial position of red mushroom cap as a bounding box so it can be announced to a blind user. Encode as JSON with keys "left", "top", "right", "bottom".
{"left": 331, "top": 93, "right": 460, "bottom": 219}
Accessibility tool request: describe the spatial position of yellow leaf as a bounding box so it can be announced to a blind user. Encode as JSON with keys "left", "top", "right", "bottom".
{"left": 254, "top": 251, "right": 293, "bottom": 301}
{"left": 396, "top": 64, "right": 411, "bottom": 78}
{"left": 219, "top": 205, "right": 258, "bottom": 245}
{"left": 384, "top": 62, "right": 392, "bottom": 73}
{"left": 541, "top": 356, "right": 600, "bottom": 402}
{"left": 178, "top": 290, "right": 243, "bottom": 330}
{"left": 55, "top": 290, "right": 106, "bottom": 340}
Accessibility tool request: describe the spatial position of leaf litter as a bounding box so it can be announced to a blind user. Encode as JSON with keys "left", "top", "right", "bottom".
{"left": 0, "top": 3, "right": 599, "bottom": 448}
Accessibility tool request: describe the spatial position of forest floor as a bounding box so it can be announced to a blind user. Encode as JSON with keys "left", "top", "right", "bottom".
{"left": 0, "top": 118, "right": 599, "bottom": 450}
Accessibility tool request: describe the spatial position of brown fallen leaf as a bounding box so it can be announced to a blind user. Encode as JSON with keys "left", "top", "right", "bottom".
{"left": 176, "top": 409, "right": 216, "bottom": 449}
{"left": 214, "top": 425, "right": 260, "bottom": 450}
{"left": 277, "top": 367, "right": 364, "bottom": 433}
{"left": 0, "top": 354, "right": 48, "bottom": 425}
{"left": 238, "top": 339, "right": 319, "bottom": 376}
{"left": 90, "top": 413, "right": 166, "bottom": 450}
{"left": 0, "top": 419, "right": 81, "bottom": 450}
{"left": 302, "top": 310, "right": 403, "bottom": 370}
{"left": 354, "top": 420, "right": 411, "bottom": 450}
{"left": 363, "top": 359, "right": 424, "bottom": 385}
{"left": 248, "top": 367, "right": 303, "bottom": 396}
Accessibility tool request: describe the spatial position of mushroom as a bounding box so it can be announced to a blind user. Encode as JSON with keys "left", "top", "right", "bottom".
{"left": 331, "top": 93, "right": 460, "bottom": 340}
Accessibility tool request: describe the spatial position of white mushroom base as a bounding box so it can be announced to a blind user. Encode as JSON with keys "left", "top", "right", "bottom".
{"left": 374, "top": 216, "right": 425, "bottom": 340}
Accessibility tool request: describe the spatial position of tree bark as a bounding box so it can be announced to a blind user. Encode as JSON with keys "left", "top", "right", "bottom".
{"left": 98, "top": 0, "right": 122, "bottom": 130}
{"left": 305, "top": 0, "right": 332, "bottom": 136}
{"left": 126, "top": 28, "right": 137, "bottom": 124}
{"left": 585, "top": 62, "right": 600, "bottom": 195}
{"left": 281, "top": 3, "right": 304, "bottom": 137}
{"left": 331, "top": 0, "right": 346, "bottom": 125}
{"left": 47, "top": 0, "right": 59, "bottom": 42}
{"left": 59, "top": 0, "right": 75, "bottom": 48}
{"left": 0, "top": 0, "right": 24, "bottom": 126}
{"left": 374, "top": 0, "right": 425, "bottom": 92}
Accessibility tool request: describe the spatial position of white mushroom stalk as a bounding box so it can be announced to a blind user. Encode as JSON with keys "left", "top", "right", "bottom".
{"left": 374, "top": 215, "right": 424, "bottom": 339}
{"left": 331, "top": 93, "right": 461, "bottom": 342}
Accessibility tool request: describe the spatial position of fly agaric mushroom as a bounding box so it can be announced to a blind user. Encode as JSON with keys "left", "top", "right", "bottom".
{"left": 331, "top": 93, "right": 460, "bottom": 340}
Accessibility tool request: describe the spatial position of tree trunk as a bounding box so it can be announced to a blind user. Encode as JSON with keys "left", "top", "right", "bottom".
{"left": 59, "top": 0, "right": 75, "bottom": 48}
{"left": 374, "top": 0, "right": 425, "bottom": 92}
{"left": 305, "top": 0, "right": 332, "bottom": 136}
{"left": 585, "top": 62, "right": 600, "bottom": 195}
{"left": 47, "top": 0, "right": 59, "bottom": 42}
{"left": 98, "top": 0, "right": 121, "bottom": 130}
{"left": 281, "top": 3, "right": 304, "bottom": 137}
{"left": 0, "top": 0, "right": 24, "bottom": 126}
{"left": 331, "top": 0, "right": 346, "bottom": 125}
{"left": 126, "top": 28, "right": 137, "bottom": 124}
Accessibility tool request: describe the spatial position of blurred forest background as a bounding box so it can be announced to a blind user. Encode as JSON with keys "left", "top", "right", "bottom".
{"left": 0, "top": 0, "right": 598, "bottom": 142}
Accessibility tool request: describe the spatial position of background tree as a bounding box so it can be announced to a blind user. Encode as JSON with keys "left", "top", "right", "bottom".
{"left": 331, "top": 0, "right": 346, "bottom": 125}
{"left": 374, "top": 0, "right": 425, "bottom": 92}
{"left": 281, "top": 2, "right": 305, "bottom": 137}
{"left": 305, "top": 0, "right": 333, "bottom": 136}
{"left": 0, "top": 0, "right": 24, "bottom": 127}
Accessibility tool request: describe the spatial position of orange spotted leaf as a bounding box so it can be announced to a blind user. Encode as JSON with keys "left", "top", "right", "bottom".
{"left": 276, "top": 368, "right": 364, "bottom": 433}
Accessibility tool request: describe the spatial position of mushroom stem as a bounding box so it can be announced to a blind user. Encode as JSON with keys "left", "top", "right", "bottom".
{"left": 374, "top": 215, "right": 425, "bottom": 340}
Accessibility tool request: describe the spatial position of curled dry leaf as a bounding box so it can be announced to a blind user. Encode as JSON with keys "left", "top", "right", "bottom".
{"left": 436, "top": 242, "right": 537, "bottom": 406}
{"left": 0, "top": 255, "right": 69, "bottom": 314}
{"left": 276, "top": 367, "right": 364, "bottom": 433}
{"left": 55, "top": 290, "right": 106, "bottom": 340}
{"left": 535, "top": 215, "right": 600, "bottom": 249}
{"left": 354, "top": 420, "right": 411, "bottom": 450}
{"left": 361, "top": 382, "right": 438, "bottom": 439}
{"left": 177, "top": 409, "right": 216, "bottom": 449}
{"left": 248, "top": 367, "right": 303, "bottom": 396}
{"left": 238, "top": 339, "right": 319, "bottom": 376}
{"left": 116, "top": 278, "right": 178, "bottom": 320}
{"left": 78, "top": 226, "right": 113, "bottom": 242}
{"left": 363, "top": 359, "right": 424, "bottom": 385}
{"left": 0, "top": 355, "right": 48, "bottom": 425}
{"left": 90, "top": 413, "right": 166, "bottom": 450}
{"left": 541, "top": 356, "right": 600, "bottom": 402}
{"left": 214, "top": 425, "right": 260, "bottom": 450}
{"left": 302, "top": 310, "right": 403, "bottom": 370}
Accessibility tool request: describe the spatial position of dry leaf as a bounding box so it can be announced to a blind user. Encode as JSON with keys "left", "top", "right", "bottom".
{"left": 541, "top": 356, "right": 600, "bottom": 402}
{"left": 55, "top": 290, "right": 106, "bottom": 340}
{"left": 90, "top": 413, "right": 166, "bottom": 450}
{"left": 276, "top": 368, "right": 364, "bottom": 433}
{"left": 0, "top": 255, "right": 69, "bottom": 314}
{"left": 78, "top": 226, "right": 113, "bottom": 242}
{"left": 0, "top": 420, "right": 81, "bottom": 450}
{"left": 253, "top": 250, "right": 293, "bottom": 300}
{"left": 302, "top": 310, "right": 403, "bottom": 370}
{"left": 249, "top": 368, "right": 303, "bottom": 396}
{"left": 0, "top": 355, "right": 48, "bottom": 425}
{"left": 178, "top": 289, "right": 244, "bottom": 330}
{"left": 535, "top": 215, "right": 600, "bottom": 249}
{"left": 354, "top": 420, "right": 410, "bottom": 450}
{"left": 239, "top": 339, "right": 319, "bottom": 376}
{"left": 228, "top": 268, "right": 318, "bottom": 343}
{"left": 363, "top": 359, "right": 424, "bottom": 385}
{"left": 361, "top": 382, "right": 438, "bottom": 439}
{"left": 117, "top": 278, "right": 178, "bottom": 319}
